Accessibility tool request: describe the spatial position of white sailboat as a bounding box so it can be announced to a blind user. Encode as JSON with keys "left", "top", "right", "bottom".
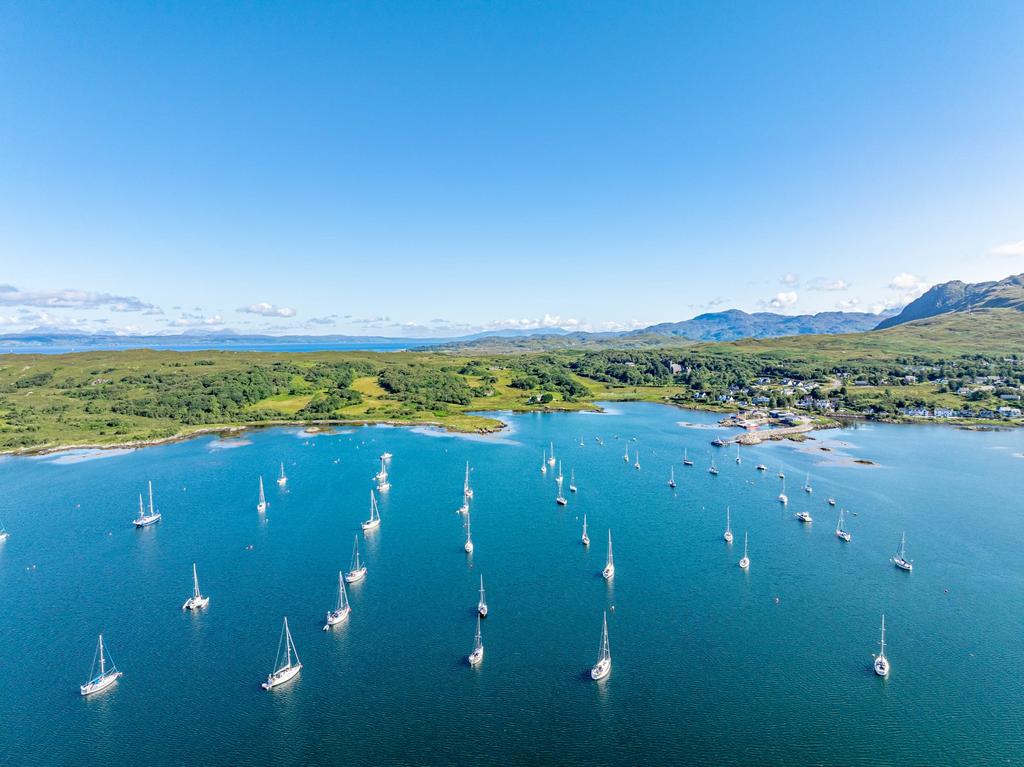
{"left": 361, "top": 490, "right": 381, "bottom": 532}
{"left": 0, "top": 517, "right": 8, "bottom": 543}
{"left": 623, "top": 445, "right": 630, "bottom": 463}
{"left": 723, "top": 507, "right": 733, "bottom": 543}
{"left": 590, "top": 611, "right": 612, "bottom": 681}
{"left": 556, "top": 460, "right": 564, "bottom": 484}
{"left": 256, "top": 476, "right": 268, "bottom": 513}
{"left": 468, "top": 615, "right": 484, "bottom": 666}
{"left": 477, "top": 574, "right": 488, "bottom": 618}
{"left": 323, "top": 571, "right": 351, "bottom": 629}
{"left": 375, "top": 458, "right": 390, "bottom": 491}
{"left": 579, "top": 436, "right": 585, "bottom": 447}
{"left": 892, "top": 532, "right": 913, "bottom": 571}
{"left": 569, "top": 468, "right": 577, "bottom": 493}
{"left": 181, "top": 562, "right": 210, "bottom": 610}
{"left": 873, "top": 614, "right": 890, "bottom": 677}
{"left": 835, "top": 509, "right": 851, "bottom": 542}
{"left": 276, "top": 462, "right": 287, "bottom": 487}
{"left": 380, "top": 451, "right": 393, "bottom": 461}
{"left": 80, "top": 634, "right": 122, "bottom": 696}
{"left": 555, "top": 462, "right": 567, "bottom": 505}
{"left": 541, "top": 448, "right": 548, "bottom": 474}
{"left": 683, "top": 448, "right": 694, "bottom": 467}
{"left": 133, "top": 481, "right": 161, "bottom": 527}
{"left": 345, "top": 535, "right": 367, "bottom": 583}
{"left": 463, "top": 461, "right": 474, "bottom": 500}
{"left": 581, "top": 514, "right": 590, "bottom": 546}
{"left": 602, "top": 530, "right": 614, "bottom": 580}
{"left": 738, "top": 531, "right": 750, "bottom": 569}
{"left": 548, "top": 442, "right": 556, "bottom": 466}
{"left": 803, "top": 473, "right": 813, "bottom": 494}
{"left": 261, "top": 617, "right": 302, "bottom": 690}
{"left": 735, "top": 445, "right": 742, "bottom": 464}
{"left": 668, "top": 466, "right": 676, "bottom": 488}
{"left": 464, "top": 509, "right": 474, "bottom": 553}
{"left": 634, "top": 448, "right": 641, "bottom": 470}
{"left": 778, "top": 477, "right": 788, "bottom": 505}
{"left": 708, "top": 456, "right": 719, "bottom": 475}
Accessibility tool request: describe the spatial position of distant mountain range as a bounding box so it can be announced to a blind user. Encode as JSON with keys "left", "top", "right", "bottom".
{"left": 3, "top": 273, "right": 1021, "bottom": 353}
{"left": 875, "top": 273, "right": 1024, "bottom": 329}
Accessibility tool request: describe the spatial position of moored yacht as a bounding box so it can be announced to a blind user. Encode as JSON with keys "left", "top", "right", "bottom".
{"left": 590, "top": 611, "right": 612, "bottom": 681}
{"left": 874, "top": 615, "right": 890, "bottom": 677}
{"left": 468, "top": 615, "right": 484, "bottom": 666}
{"left": 256, "top": 476, "right": 268, "bottom": 513}
{"left": 683, "top": 449, "right": 694, "bottom": 466}
{"left": 828, "top": 496, "right": 837, "bottom": 506}
{"left": 708, "top": 457, "right": 719, "bottom": 475}
{"left": 276, "top": 462, "right": 287, "bottom": 487}
{"left": 602, "top": 530, "right": 614, "bottom": 579}
{"left": 464, "top": 509, "right": 474, "bottom": 553}
{"left": 668, "top": 466, "right": 676, "bottom": 488}
{"left": 345, "top": 535, "right": 367, "bottom": 583}
{"left": 477, "top": 574, "right": 488, "bottom": 618}
{"left": 80, "top": 634, "right": 122, "bottom": 696}
{"left": 723, "top": 507, "right": 733, "bottom": 543}
{"left": 738, "top": 531, "right": 750, "bottom": 569}
{"left": 361, "top": 490, "right": 381, "bottom": 531}
{"left": 778, "top": 478, "right": 788, "bottom": 505}
{"left": 323, "top": 571, "right": 351, "bottom": 629}
{"left": 803, "top": 473, "right": 813, "bottom": 494}
{"left": 181, "top": 562, "right": 210, "bottom": 610}
{"left": 756, "top": 463, "right": 767, "bottom": 472}
{"left": 262, "top": 617, "right": 302, "bottom": 690}
{"left": 835, "top": 509, "right": 851, "bottom": 542}
{"left": 548, "top": 442, "right": 556, "bottom": 466}
{"left": 892, "top": 532, "right": 913, "bottom": 571}
{"left": 569, "top": 468, "right": 577, "bottom": 493}
{"left": 581, "top": 514, "right": 590, "bottom": 546}
{"left": 796, "top": 509, "right": 812, "bottom": 523}
{"left": 133, "top": 481, "right": 162, "bottom": 527}
{"left": 463, "top": 461, "right": 474, "bottom": 500}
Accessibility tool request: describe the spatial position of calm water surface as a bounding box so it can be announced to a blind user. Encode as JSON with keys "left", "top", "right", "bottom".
{"left": 1, "top": 403, "right": 1022, "bottom": 766}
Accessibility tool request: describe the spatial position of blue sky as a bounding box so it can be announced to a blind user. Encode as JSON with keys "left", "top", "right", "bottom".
{"left": 1, "top": 1, "right": 1022, "bottom": 336}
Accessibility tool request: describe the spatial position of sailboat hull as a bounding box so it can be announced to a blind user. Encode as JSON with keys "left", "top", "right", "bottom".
{"left": 361, "top": 519, "right": 381, "bottom": 532}
{"left": 590, "top": 659, "right": 611, "bottom": 681}
{"left": 133, "top": 514, "right": 161, "bottom": 528}
{"left": 468, "top": 647, "right": 484, "bottom": 665}
{"left": 602, "top": 565, "right": 614, "bottom": 580}
{"left": 324, "top": 607, "right": 351, "bottom": 627}
{"left": 80, "top": 671, "right": 122, "bottom": 696}
{"left": 262, "top": 663, "right": 301, "bottom": 690}
{"left": 874, "top": 657, "right": 889, "bottom": 677}
{"left": 182, "top": 596, "right": 210, "bottom": 610}
{"left": 345, "top": 567, "right": 367, "bottom": 584}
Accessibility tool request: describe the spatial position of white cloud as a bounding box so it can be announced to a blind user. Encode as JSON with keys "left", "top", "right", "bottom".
{"left": 766, "top": 291, "right": 798, "bottom": 310}
{"left": 888, "top": 272, "right": 923, "bottom": 291}
{"left": 835, "top": 297, "right": 861, "bottom": 311}
{"left": 780, "top": 273, "right": 799, "bottom": 286}
{"left": 991, "top": 239, "right": 1024, "bottom": 257}
{"left": 167, "top": 314, "right": 225, "bottom": 328}
{"left": 808, "top": 278, "right": 850, "bottom": 291}
{"left": 238, "top": 302, "right": 296, "bottom": 318}
{"left": 0, "top": 284, "right": 158, "bottom": 312}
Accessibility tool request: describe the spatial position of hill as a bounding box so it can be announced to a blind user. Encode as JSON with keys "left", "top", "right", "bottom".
{"left": 876, "top": 273, "right": 1024, "bottom": 329}
{"left": 639, "top": 309, "right": 888, "bottom": 341}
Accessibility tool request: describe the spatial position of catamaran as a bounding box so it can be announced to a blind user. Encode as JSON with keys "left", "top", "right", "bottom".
{"left": 477, "top": 574, "right": 488, "bottom": 618}
{"left": 468, "top": 615, "right": 484, "bottom": 666}
{"left": 590, "top": 611, "right": 612, "bottom": 681}
{"left": 602, "top": 530, "right": 614, "bottom": 580}
{"left": 724, "top": 507, "right": 733, "bottom": 543}
{"left": 276, "top": 462, "right": 287, "bottom": 487}
{"left": 463, "top": 461, "right": 474, "bottom": 500}
{"left": 874, "top": 614, "right": 890, "bottom": 677}
{"left": 548, "top": 442, "right": 556, "bottom": 466}
{"left": 464, "top": 509, "right": 474, "bottom": 553}
{"left": 345, "top": 535, "right": 367, "bottom": 583}
{"left": 892, "top": 532, "right": 913, "bottom": 571}
{"left": 182, "top": 562, "right": 209, "bottom": 610}
{"left": 683, "top": 449, "right": 694, "bottom": 466}
{"left": 569, "top": 468, "right": 577, "bottom": 493}
{"left": 133, "top": 481, "right": 161, "bottom": 527}
{"left": 668, "top": 466, "right": 676, "bottom": 488}
{"left": 361, "top": 490, "right": 381, "bottom": 532}
{"left": 738, "top": 531, "right": 750, "bottom": 569}
{"left": 835, "top": 509, "right": 851, "bottom": 542}
{"left": 262, "top": 617, "right": 302, "bottom": 690}
{"left": 323, "top": 571, "right": 351, "bottom": 629}
{"left": 778, "top": 477, "right": 788, "bottom": 505}
{"left": 256, "top": 476, "right": 268, "bottom": 513}
{"left": 581, "top": 514, "right": 590, "bottom": 546}
{"left": 80, "top": 634, "right": 122, "bottom": 696}
{"left": 803, "top": 473, "right": 813, "bottom": 494}
{"left": 708, "top": 457, "right": 719, "bottom": 475}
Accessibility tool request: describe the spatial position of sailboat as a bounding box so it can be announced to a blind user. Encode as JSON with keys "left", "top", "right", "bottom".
{"left": 0, "top": 517, "right": 8, "bottom": 543}
{"left": 579, "top": 436, "right": 585, "bottom": 447}
{"left": 873, "top": 614, "right": 890, "bottom": 676}
{"left": 541, "top": 449, "right": 548, "bottom": 474}
{"left": 555, "top": 462, "right": 568, "bottom": 505}
{"left": 133, "top": 481, "right": 161, "bottom": 527}
{"left": 735, "top": 445, "right": 742, "bottom": 464}
{"left": 556, "top": 461, "right": 564, "bottom": 483}
{"left": 323, "top": 571, "right": 351, "bottom": 629}
{"left": 361, "top": 490, "right": 381, "bottom": 531}
{"left": 581, "top": 514, "right": 590, "bottom": 546}
{"left": 634, "top": 449, "right": 641, "bottom": 470}
{"left": 464, "top": 509, "right": 474, "bottom": 553}
{"left": 708, "top": 456, "right": 719, "bottom": 475}
{"left": 80, "top": 634, "right": 122, "bottom": 696}
{"left": 261, "top": 617, "right": 302, "bottom": 690}
{"left": 723, "top": 507, "right": 733, "bottom": 543}
{"left": 477, "top": 574, "right": 488, "bottom": 618}
{"left": 778, "top": 477, "right": 788, "bottom": 505}
{"left": 376, "top": 458, "right": 390, "bottom": 492}
{"left": 602, "top": 530, "right": 614, "bottom": 580}
{"left": 590, "top": 611, "right": 612, "bottom": 681}
{"left": 548, "top": 442, "right": 557, "bottom": 466}
{"left": 892, "top": 532, "right": 913, "bottom": 571}
{"left": 463, "top": 461, "right": 474, "bottom": 500}
{"left": 683, "top": 449, "right": 694, "bottom": 466}
{"left": 803, "top": 473, "right": 813, "bottom": 494}
{"left": 468, "top": 615, "right": 484, "bottom": 666}
{"left": 276, "top": 462, "right": 287, "bottom": 487}
{"left": 668, "top": 466, "right": 676, "bottom": 488}
{"left": 256, "top": 476, "right": 268, "bottom": 513}
{"left": 738, "top": 531, "right": 750, "bottom": 569}
{"left": 182, "top": 562, "right": 210, "bottom": 610}
{"left": 380, "top": 451, "right": 393, "bottom": 461}
{"left": 623, "top": 445, "right": 630, "bottom": 463}
{"left": 835, "top": 509, "right": 851, "bottom": 542}
{"left": 569, "top": 468, "right": 577, "bottom": 493}
{"left": 345, "top": 535, "right": 367, "bottom": 583}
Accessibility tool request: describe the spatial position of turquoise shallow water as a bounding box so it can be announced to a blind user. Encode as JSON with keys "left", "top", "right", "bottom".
{"left": 2, "top": 402, "right": 1023, "bottom": 766}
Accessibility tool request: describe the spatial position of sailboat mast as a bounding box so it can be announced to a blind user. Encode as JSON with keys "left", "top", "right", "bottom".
{"left": 148, "top": 481, "right": 154, "bottom": 515}
{"left": 98, "top": 635, "right": 106, "bottom": 676}
{"left": 193, "top": 563, "right": 200, "bottom": 598}
{"left": 607, "top": 530, "right": 613, "bottom": 565}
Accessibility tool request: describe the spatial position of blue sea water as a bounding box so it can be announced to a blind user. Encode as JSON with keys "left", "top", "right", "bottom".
{"left": 1, "top": 403, "right": 1023, "bottom": 766}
